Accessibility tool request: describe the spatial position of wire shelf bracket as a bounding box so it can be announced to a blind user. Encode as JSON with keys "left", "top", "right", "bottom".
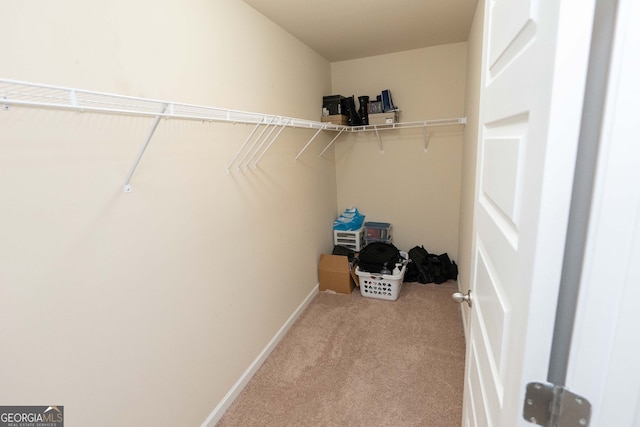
{"left": 424, "top": 127, "right": 432, "bottom": 152}
{"left": 123, "top": 103, "right": 169, "bottom": 192}
{"left": 319, "top": 128, "right": 346, "bottom": 157}
{"left": 226, "top": 121, "right": 263, "bottom": 174}
{"left": 295, "top": 128, "right": 323, "bottom": 161}
{"left": 253, "top": 119, "right": 290, "bottom": 168}
{"left": 374, "top": 127, "right": 384, "bottom": 153}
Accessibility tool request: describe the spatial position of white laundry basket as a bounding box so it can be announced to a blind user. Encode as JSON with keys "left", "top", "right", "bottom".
{"left": 356, "top": 252, "right": 408, "bottom": 301}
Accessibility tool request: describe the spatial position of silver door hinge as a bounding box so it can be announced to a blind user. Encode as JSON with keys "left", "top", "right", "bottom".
{"left": 523, "top": 382, "right": 591, "bottom": 426}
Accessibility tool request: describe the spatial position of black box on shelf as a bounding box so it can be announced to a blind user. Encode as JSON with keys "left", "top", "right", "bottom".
{"left": 322, "top": 95, "right": 346, "bottom": 116}
{"left": 368, "top": 101, "right": 383, "bottom": 114}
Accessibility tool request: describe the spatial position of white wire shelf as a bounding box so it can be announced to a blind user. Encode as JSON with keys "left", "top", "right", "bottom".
{"left": 302, "top": 117, "right": 467, "bottom": 156}
{"left": 0, "top": 79, "right": 344, "bottom": 130}
{"left": 1, "top": 79, "right": 466, "bottom": 189}
{"left": 349, "top": 117, "right": 466, "bottom": 131}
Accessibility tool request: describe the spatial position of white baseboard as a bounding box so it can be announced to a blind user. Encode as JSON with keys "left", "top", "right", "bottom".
{"left": 200, "top": 283, "right": 319, "bottom": 427}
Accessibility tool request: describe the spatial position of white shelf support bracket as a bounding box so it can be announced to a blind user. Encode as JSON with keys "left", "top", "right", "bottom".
{"left": 226, "top": 121, "right": 262, "bottom": 174}
{"left": 424, "top": 129, "right": 432, "bottom": 152}
{"left": 254, "top": 119, "right": 290, "bottom": 168}
{"left": 295, "top": 128, "right": 323, "bottom": 160}
{"left": 240, "top": 118, "right": 278, "bottom": 171}
{"left": 374, "top": 127, "right": 384, "bottom": 153}
{"left": 319, "top": 128, "right": 345, "bottom": 157}
{"left": 123, "top": 103, "right": 168, "bottom": 193}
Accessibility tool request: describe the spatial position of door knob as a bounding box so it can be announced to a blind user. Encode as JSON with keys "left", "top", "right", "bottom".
{"left": 452, "top": 290, "right": 472, "bottom": 307}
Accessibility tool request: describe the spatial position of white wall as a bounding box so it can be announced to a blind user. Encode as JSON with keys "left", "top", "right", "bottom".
{"left": 331, "top": 44, "right": 467, "bottom": 258}
{"left": 0, "top": 1, "right": 336, "bottom": 426}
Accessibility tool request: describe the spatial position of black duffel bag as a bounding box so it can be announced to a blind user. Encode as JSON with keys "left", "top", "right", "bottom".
{"left": 358, "top": 241, "right": 401, "bottom": 274}
{"left": 408, "top": 245, "right": 458, "bottom": 284}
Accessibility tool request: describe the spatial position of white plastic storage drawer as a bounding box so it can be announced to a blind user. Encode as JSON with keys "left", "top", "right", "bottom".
{"left": 333, "top": 227, "right": 364, "bottom": 252}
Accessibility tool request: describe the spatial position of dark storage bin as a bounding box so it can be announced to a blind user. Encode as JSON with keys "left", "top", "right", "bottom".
{"left": 364, "top": 222, "right": 392, "bottom": 239}
{"left": 322, "top": 95, "right": 346, "bottom": 116}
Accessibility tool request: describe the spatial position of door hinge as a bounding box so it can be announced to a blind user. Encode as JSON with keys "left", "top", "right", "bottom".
{"left": 523, "top": 382, "right": 591, "bottom": 426}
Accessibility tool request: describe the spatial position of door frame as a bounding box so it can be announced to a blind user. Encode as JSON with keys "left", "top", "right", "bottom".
{"left": 563, "top": 0, "right": 640, "bottom": 423}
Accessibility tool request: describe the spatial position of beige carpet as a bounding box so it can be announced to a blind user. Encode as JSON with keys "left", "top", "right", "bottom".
{"left": 216, "top": 281, "right": 466, "bottom": 427}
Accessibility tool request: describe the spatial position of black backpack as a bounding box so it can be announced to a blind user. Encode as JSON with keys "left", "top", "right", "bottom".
{"left": 358, "top": 242, "right": 401, "bottom": 274}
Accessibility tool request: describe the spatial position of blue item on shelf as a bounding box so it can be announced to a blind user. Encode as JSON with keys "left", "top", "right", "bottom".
{"left": 333, "top": 207, "right": 365, "bottom": 231}
{"left": 381, "top": 89, "right": 397, "bottom": 112}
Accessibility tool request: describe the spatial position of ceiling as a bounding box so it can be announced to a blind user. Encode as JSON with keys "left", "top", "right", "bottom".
{"left": 243, "top": 0, "right": 479, "bottom": 62}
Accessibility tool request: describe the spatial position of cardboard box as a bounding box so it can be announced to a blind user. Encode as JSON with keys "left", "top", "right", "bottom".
{"left": 369, "top": 111, "right": 399, "bottom": 125}
{"left": 321, "top": 114, "right": 348, "bottom": 125}
{"left": 318, "top": 254, "right": 359, "bottom": 294}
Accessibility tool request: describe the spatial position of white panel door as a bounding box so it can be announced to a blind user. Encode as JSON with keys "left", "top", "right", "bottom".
{"left": 462, "top": 0, "right": 595, "bottom": 425}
